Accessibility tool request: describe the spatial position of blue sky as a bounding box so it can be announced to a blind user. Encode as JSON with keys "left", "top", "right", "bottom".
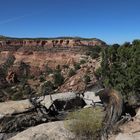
{"left": 0, "top": 0, "right": 140, "bottom": 44}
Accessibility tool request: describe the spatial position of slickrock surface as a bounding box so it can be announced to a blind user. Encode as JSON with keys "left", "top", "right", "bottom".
{"left": 9, "top": 121, "right": 75, "bottom": 140}
{"left": 109, "top": 108, "right": 140, "bottom": 140}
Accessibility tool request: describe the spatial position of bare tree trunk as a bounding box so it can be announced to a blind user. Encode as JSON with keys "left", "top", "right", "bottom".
{"left": 96, "top": 89, "right": 123, "bottom": 140}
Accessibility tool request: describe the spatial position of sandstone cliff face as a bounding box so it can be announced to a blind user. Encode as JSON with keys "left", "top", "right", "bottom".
{"left": 0, "top": 37, "right": 106, "bottom": 98}
{"left": 0, "top": 38, "right": 106, "bottom": 48}
{"left": 0, "top": 38, "right": 106, "bottom": 76}
{"left": 0, "top": 51, "right": 81, "bottom": 77}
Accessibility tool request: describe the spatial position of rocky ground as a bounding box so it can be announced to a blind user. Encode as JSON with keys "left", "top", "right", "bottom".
{"left": 0, "top": 37, "right": 139, "bottom": 140}
{"left": 109, "top": 108, "right": 140, "bottom": 140}
{"left": 0, "top": 91, "right": 102, "bottom": 140}
{"left": 8, "top": 121, "right": 75, "bottom": 140}
{"left": 8, "top": 109, "right": 140, "bottom": 140}
{"left": 0, "top": 89, "right": 139, "bottom": 140}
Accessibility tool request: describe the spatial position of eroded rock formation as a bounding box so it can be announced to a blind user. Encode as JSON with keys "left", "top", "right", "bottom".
{"left": 0, "top": 38, "right": 106, "bottom": 48}
{"left": 0, "top": 37, "right": 106, "bottom": 80}
{"left": 6, "top": 71, "right": 18, "bottom": 84}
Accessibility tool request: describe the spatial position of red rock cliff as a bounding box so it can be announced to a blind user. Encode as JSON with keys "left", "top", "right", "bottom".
{"left": 0, "top": 38, "right": 106, "bottom": 48}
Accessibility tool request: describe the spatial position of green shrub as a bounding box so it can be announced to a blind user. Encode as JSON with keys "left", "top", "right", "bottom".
{"left": 29, "top": 75, "right": 35, "bottom": 79}
{"left": 95, "top": 67, "right": 102, "bottom": 80}
{"left": 74, "top": 62, "right": 81, "bottom": 70}
{"left": 45, "top": 65, "right": 53, "bottom": 75}
{"left": 53, "top": 72, "right": 64, "bottom": 87}
{"left": 62, "top": 64, "right": 69, "bottom": 69}
{"left": 39, "top": 81, "right": 54, "bottom": 95}
{"left": 84, "top": 46, "right": 102, "bottom": 59}
{"left": 54, "top": 65, "right": 61, "bottom": 73}
{"left": 68, "top": 68, "right": 76, "bottom": 77}
{"left": 11, "top": 92, "right": 23, "bottom": 101}
{"left": 56, "top": 64, "right": 61, "bottom": 70}
{"left": 65, "top": 107, "right": 104, "bottom": 139}
{"left": 9, "top": 84, "right": 33, "bottom": 100}
{"left": 90, "top": 52, "right": 100, "bottom": 59}
{"left": 80, "top": 59, "right": 86, "bottom": 64}
{"left": 83, "top": 75, "right": 91, "bottom": 84}
{"left": 39, "top": 75, "right": 46, "bottom": 82}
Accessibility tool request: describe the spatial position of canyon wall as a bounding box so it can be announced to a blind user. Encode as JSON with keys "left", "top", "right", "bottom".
{"left": 0, "top": 38, "right": 106, "bottom": 49}
{"left": 0, "top": 37, "right": 106, "bottom": 77}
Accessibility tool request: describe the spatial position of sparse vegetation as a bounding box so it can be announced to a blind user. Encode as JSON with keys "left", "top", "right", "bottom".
{"left": 74, "top": 62, "right": 81, "bottom": 70}
{"left": 65, "top": 107, "right": 104, "bottom": 140}
{"left": 56, "top": 64, "right": 61, "bottom": 70}
{"left": 62, "top": 64, "right": 69, "bottom": 69}
{"left": 85, "top": 45, "right": 102, "bottom": 59}
{"left": 68, "top": 68, "right": 76, "bottom": 77}
{"left": 83, "top": 75, "right": 91, "bottom": 84}
{"left": 53, "top": 72, "right": 64, "bottom": 87}
{"left": 45, "top": 65, "right": 53, "bottom": 75}
{"left": 39, "top": 75, "right": 46, "bottom": 82}
{"left": 80, "top": 59, "right": 86, "bottom": 64}
{"left": 54, "top": 65, "right": 61, "bottom": 73}
{"left": 38, "top": 81, "right": 54, "bottom": 95}
{"left": 6, "top": 83, "right": 34, "bottom": 101}
{"left": 18, "top": 61, "right": 31, "bottom": 80}
{"left": 0, "top": 54, "right": 15, "bottom": 76}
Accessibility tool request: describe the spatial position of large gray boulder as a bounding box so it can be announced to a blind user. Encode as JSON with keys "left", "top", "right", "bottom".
{"left": 0, "top": 92, "right": 84, "bottom": 115}
{"left": 83, "top": 85, "right": 102, "bottom": 106}
{"left": 9, "top": 121, "right": 75, "bottom": 140}
{"left": 84, "top": 91, "right": 101, "bottom": 105}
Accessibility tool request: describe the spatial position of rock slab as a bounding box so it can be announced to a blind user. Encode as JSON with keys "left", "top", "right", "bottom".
{"left": 9, "top": 121, "right": 75, "bottom": 140}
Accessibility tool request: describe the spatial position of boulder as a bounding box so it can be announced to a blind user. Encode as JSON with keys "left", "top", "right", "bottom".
{"left": 9, "top": 121, "right": 75, "bottom": 140}
{"left": 84, "top": 91, "right": 101, "bottom": 105}
{"left": 0, "top": 114, "right": 4, "bottom": 119}
{"left": 136, "top": 108, "right": 140, "bottom": 120}
{"left": 115, "top": 133, "right": 140, "bottom": 140}
{"left": 0, "top": 100, "right": 32, "bottom": 115}
{"left": 0, "top": 92, "right": 85, "bottom": 115}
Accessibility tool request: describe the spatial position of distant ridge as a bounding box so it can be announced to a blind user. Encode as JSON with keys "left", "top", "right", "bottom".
{"left": 0, "top": 35, "right": 105, "bottom": 42}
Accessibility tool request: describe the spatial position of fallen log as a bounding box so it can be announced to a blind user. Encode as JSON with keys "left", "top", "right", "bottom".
{"left": 0, "top": 102, "right": 57, "bottom": 133}
{"left": 0, "top": 92, "right": 84, "bottom": 115}
{"left": 0, "top": 92, "right": 86, "bottom": 135}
